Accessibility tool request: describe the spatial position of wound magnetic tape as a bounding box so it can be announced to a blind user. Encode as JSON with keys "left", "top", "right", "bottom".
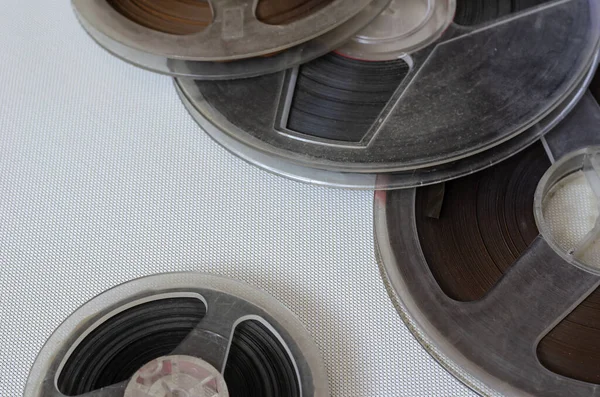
{"left": 62, "top": 2, "right": 600, "bottom": 395}
{"left": 176, "top": 0, "right": 600, "bottom": 189}
{"left": 25, "top": 273, "right": 329, "bottom": 397}
{"left": 374, "top": 81, "right": 600, "bottom": 395}
{"left": 71, "top": 0, "right": 392, "bottom": 79}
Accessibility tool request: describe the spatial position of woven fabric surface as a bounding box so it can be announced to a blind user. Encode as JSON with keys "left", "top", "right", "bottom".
{"left": 0, "top": 2, "right": 472, "bottom": 396}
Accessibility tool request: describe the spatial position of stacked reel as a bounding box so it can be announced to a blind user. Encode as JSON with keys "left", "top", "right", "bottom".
{"left": 71, "top": 0, "right": 392, "bottom": 79}
{"left": 55, "top": 0, "right": 600, "bottom": 396}
{"left": 174, "top": 0, "right": 600, "bottom": 189}
{"left": 25, "top": 273, "right": 329, "bottom": 397}
{"left": 72, "top": 0, "right": 600, "bottom": 189}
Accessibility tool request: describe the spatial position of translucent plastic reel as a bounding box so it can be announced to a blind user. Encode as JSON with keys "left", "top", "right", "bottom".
{"left": 72, "top": 0, "right": 374, "bottom": 61}
{"left": 337, "top": 0, "right": 456, "bottom": 60}
{"left": 373, "top": 92, "right": 600, "bottom": 396}
{"left": 174, "top": 52, "right": 596, "bottom": 190}
{"left": 25, "top": 273, "right": 329, "bottom": 397}
{"left": 184, "top": 0, "right": 600, "bottom": 174}
{"left": 73, "top": 0, "right": 391, "bottom": 80}
{"left": 71, "top": 0, "right": 391, "bottom": 79}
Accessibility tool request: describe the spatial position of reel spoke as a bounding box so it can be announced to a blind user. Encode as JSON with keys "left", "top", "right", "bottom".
{"left": 210, "top": 0, "right": 257, "bottom": 38}
{"left": 452, "top": 0, "right": 560, "bottom": 27}
{"left": 170, "top": 290, "right": 253, "bottom": 371}
{"left": 437, "top": 239, "right": 600, "bottom": 395}
{"left": 471, "top": 237, "right": 600, "bottom": 359}
{"left": 544, "top": 92, "right": 600, "bottom": 160}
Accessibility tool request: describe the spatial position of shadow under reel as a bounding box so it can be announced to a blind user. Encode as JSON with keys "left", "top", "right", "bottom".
{"left": 25, "top": 273, "right": 329, "bottom": 397}
{"left": 177, "top": 0, "right": 600, "bottom": 189}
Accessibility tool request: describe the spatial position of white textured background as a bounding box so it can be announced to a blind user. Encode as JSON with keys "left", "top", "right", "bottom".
{"left": 0, "top": 2, "right": 471, "bottom": 396}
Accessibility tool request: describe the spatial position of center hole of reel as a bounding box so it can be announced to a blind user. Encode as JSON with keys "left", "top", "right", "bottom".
{"left": 535, "top": 146, "right": 600, "bottom": 274}
{"left": 124, "top": 355, "right": 229, "bottom": 397}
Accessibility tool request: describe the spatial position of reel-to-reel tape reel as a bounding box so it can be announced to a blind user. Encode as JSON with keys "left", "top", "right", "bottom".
{"left": 24, "top": 0, "right": 600, "bottom": 396}
{"left": 375, "top": 88, "right": 600, "bottom": 396}
{"left": 176, "top": 0, "right": 600, "bottom": 189}
{"left": 25, "top": 273, "right": 329, "bottom": 397}
{"left": 72, "top": 0, "right": 600, "bottom": 190}
{"left": 71, "top": 0, "right": 393, "bottom": 79}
